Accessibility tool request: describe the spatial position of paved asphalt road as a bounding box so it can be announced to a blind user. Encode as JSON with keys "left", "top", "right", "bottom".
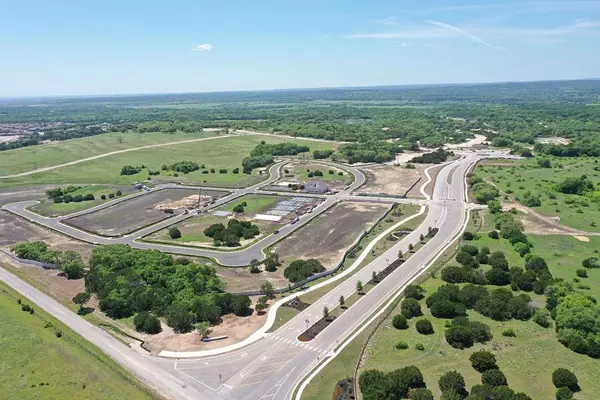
{"left": 0, "top": 150, "right": 511, "bottom": 400}
{"left": 1, "top": 160, "right": 427, "bottom": 266}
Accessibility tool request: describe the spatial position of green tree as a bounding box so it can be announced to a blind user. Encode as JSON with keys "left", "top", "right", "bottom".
{"left": 356, "top": 280, "right": 364, "bottom": 294}
{"left": 260, "top": 281, "right": 275, "bottom": 298}
{"left": 339, "top": 295, "right": 346, "bottom": 309}
{"left": 482, "top": 369, "right": 507, "bottom": 387}
{"left": 323, "top": 306, "right": 330, "bottom": 321}
{"left": 552, "top": 368, "right": 579, "bottom": 392}
{"left": 196, "top": 321, "right": 212, "bottom": 338}
{"left": 438, "top": 370, "right": 467, "bottom": 397}
{"left": 469, "top": 350, "right": 498, "bottom": 372}
{"left": 56, "top": 250, "right": 85, "bottom": 280}
{"left": 401, "top": 298, "right": 422, "bottom": 319}
{"left": 72, "top": 292, "right": 90, "bottom": 314}
{"left": 169, "top": 227, "right": 182, "bottom": 239}
{"left": 165, "top": 305, "right": 195, "bottom": 333}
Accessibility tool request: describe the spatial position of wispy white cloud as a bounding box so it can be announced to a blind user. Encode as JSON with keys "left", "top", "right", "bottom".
{"left": 425, "top": 20, "right": 504, "bottom": 51}
{"left": 373, "top": 16, "right": 398, "bottom": 26}
{"left": 402, "top": 1, "right": 600, "bottom": 16}
{"left": 474, "top": 19, "right": 600, "bottom": 37}
{"left": 401, "top": 42, "right": 412, "bottom": 47}
{"left": 192, "top": 44, "right": 213, "bottom": 51}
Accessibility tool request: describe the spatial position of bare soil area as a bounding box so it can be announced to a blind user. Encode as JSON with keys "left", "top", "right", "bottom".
{"left": 143, "top": 298, "right": 268, "bottom": 354}
{"left": 215, "top": 265, "right": 289, "bottom": 293}
{"left": 64, "top": 188, "right": 225, "bottom": 236}
{"left": 0, "top": 258, "right": 89, "bottom": 309}
{"left": 0, "top": 185, "right": 57, "bottom": 206}
{"left": 502, "top": 201, "right": 600, "bottom": 237}
{"left": 0, "top": 211, "right": 94, "bottom": 258}
{"left": 358, "top": 165, "right": 420, "bottom": 196}
{"left": 274, "top": 202, "right": 390, "bottom": 270}
{"left": 273, "top": 162, "right": 351, "bottom": 192}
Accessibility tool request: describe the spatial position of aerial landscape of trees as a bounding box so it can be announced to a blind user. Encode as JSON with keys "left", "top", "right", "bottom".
{"left": 82, "top": 245, "right": 252, "bottom": 333}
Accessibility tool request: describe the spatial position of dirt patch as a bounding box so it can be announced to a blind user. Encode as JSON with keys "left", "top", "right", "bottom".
{"left": 0, "top": 185, "right": 58, "bottom": 206}
{"left": 0, "top": 211, "right": 94, "bottom": 259}
{"left": 274, "top": 202, "right": 390, "bottom": 270}
{"left": 574, "top": 235, "right": 590, "bottom": 242}
{"left": 64, "top": 188, "right": 226, "bottom": 236}
{"left": 143, "top": 298, "right": 268, "bottom": 354}
{"left": 1, "top": 258, "right": 87, "bottom": 307}
{"left": 358, "top": 165, "right": 421, "bottom": 197}
{"left": 215, "top": 265, "right": 289, "bottom": 293}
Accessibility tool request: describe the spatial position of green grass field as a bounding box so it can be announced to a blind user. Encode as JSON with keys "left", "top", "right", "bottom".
{"left": 360, "top": 277, "right": 600, "bottom": 399}
{"left": 0, "top": 281, "right": 157, "bottom": 400}
{"left": 477, "top": 156, "right": 600, "bottom": 232}
{"left": 0, "top": 135, "right": 337, "bottom": 189}
{"left": 0, "top": 131, "right": 214, "bottom": 176}
{"left": 29, "top": 185, "right": 134, "bottom": 217}
{"left": 303, "top": 210, "right": 600, "bottom": 399}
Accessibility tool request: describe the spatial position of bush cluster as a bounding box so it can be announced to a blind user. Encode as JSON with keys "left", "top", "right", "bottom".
{"left": 283, "top": 259, "right": 325, "bottom": 283}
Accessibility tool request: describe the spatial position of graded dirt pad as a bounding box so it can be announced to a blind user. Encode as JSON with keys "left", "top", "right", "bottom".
{"left": 214, "top": 264, "right": 289, "bottom": 293}
{"left": 64, "top": 188, "right": 225, "bottom": 236}
{"left": 0, "top": 211, "right": 93, "bottom": 258}
{"left": 0, "top": 185, "right": 56, "bottom": 206}
{"left": 274, "top": 162, "right": 352, "bottom": 192}
{"left": 574, "top": 235, "right": 591, "bottom": 242}
{"left": 358, "top": 164, "right": 435, "bottom": 198}
{"left": 274, "top": 202, "right": 390, "bottom": 270}
{"left": 142, "top": 298, "right": 268, "bottom": 354}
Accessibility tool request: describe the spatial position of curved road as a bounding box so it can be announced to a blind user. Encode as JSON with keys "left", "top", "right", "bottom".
{"left": 0, "top": 150, "right": 516, "bottom": 400}
{"left": 2, "top": 160, "right": 428, "bottom": 266}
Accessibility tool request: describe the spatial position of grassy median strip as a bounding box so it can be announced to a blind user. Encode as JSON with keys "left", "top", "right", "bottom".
{"left": 0, "top": 280, "right": 160, "bottom": 400}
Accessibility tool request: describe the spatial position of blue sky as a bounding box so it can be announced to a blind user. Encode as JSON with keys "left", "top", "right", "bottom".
{"left": 1, "top": 0, "right": 600, "bottom": 96}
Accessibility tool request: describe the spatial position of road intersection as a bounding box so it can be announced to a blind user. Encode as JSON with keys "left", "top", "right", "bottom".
{"left": 0, "top": 149, "right": 512, "bottom": 399}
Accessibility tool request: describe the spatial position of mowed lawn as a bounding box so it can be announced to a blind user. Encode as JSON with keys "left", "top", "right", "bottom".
{"left": 0, "top": 282, "right": 157, "bottom": 400}
{"left": 0, "top": 135, "right": 337, "bottom": 189}
{"left": 477, "top": 156, "right": 600, "bottom": 232}
{"left": 360, "top": 278, "right": 600, "bottom": 400}
{"left": 0, "top": 130, "right": 214, "bottom": 176}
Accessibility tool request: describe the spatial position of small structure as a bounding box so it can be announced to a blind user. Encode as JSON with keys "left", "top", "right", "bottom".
{"left": 135, "top": 183, "right": 143, "bottom": 190}
{"left": 304, "top": 180, "right": 329, "bottom": 194}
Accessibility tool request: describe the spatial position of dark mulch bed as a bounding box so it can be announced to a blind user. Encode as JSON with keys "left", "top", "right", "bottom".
{"left": 298, "top": 316, "right": 336, "bottom": 341}
{"left": 283, "top": 297, "right": 311, "bottom": 312}
{"left": 370, "top": 259, "right": 405, "bottom": 284}
{"left": 333, "top": 378, "right": 355, "bottom": 400}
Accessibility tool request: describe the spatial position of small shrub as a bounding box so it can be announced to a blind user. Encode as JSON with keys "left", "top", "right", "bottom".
{"left": 488, "top": 230, "right": 499, "bottom": 239}
{"left": 415, "top": 343, "right": 425, "bottom": 351}
{"left": 392, "top": 314, "right": 408, "bottom": 330}
{"left": 462, "top": 231, "right": 474, "bottom": 241}
{"left": 533, "top": 308, "right": 552, "bottom": 328}
{"left": 415, "top": 318, "right": 434, "bottom": 335}
{"left": 116, "top": 190, "right": 122, "bottom": 196}
{"left": 169, "top": 227, "right": 182, "bottom": 239}
{"left": 502, "top": 328, "right": 516, "bottom": 337}
{"left": 576, "top": 269, "right": 588, "bottom": 278}
{"left": 395, "top": 341, "right": 409, "bottom": 350}
{"left": 55, "top": 330, "right": 63, "bottom": 338}
{"left": 100, "top": 194, "right": 106, "bottom": 200}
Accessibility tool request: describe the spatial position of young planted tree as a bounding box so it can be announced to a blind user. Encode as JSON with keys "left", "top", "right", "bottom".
{"left": 408, "top": 243, "right": 414, "bottom": 252}
{"left": 398, "top": 250, "right": 404, "bottom": 260}
{"left": 323, "top": 306, "right": 330, "bottom": 321}
{"left": 249, "top": 259, "right": 261, "bottom": 273}
{"left": 372, "top": 271, "right": 378, "bottom": 283}
{"left": 260, "top": 281, "right": 275, "bottom": 298}
{"left": 356, "top": 280, "right": 364, "bottom": 295}
{"left": 196, "top": 321, "right": 212, "bottom": 338}
{"left": 339, "top": 295, "right": 346, "bottom": 309}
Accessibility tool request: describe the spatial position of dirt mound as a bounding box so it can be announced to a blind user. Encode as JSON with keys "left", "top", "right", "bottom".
{"left": 574, "top": 235, "right": 590, "bottom": 242}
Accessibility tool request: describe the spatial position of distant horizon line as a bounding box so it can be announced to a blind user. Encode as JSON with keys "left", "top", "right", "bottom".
{"left": 2, "top": 77, "right": 599, "bottom": 101}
